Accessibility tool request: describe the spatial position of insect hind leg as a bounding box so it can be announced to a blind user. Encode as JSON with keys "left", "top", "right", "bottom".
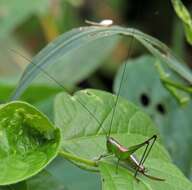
{"left": 134, "top": 135, "right": 157, "bottom": 179}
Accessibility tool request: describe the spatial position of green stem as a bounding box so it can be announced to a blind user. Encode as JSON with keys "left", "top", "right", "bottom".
{"left": 155, "top": 62, "right": 190, "bottom": 105}
{"left": 59, "top": 150, "right": 97, "bottom": 167}
{"left": 162, "top": 78, "right": 192, "bottom": 94}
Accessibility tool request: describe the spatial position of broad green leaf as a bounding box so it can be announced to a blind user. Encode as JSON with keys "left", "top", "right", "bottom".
{"left": 0, "top": 0, "right": 49, "bottom": 39}
{"left": 113, "top": 55, "right": 192, "bottom": 176}
{"left": 12, "top": 33, "right": 119, "bottom": 100}
{"left": 54, "top": 90, "right": 165, "bottom": 164}
{"left": 12, "top": 26, "right": 192, "bottom": 100}
{"left": 171, "top": 0, "right": 192, "bottom": 44}
{"left": 0, "top": 101, "right": 61, "bottom": 185}
{"left": 53, "top": 89, "right": 192, "bottom": 189}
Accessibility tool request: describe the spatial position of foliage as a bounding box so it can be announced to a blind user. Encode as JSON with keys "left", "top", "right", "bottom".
{"left": 171, "top": 0, "right": 192, "bottom": 45}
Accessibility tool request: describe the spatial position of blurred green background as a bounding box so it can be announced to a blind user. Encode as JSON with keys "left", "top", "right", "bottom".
{"left": 0, "top": 0, "right": 192, "bottom": 189}
{"left": 1, "top": 0, "right": 192, "bottom": 78}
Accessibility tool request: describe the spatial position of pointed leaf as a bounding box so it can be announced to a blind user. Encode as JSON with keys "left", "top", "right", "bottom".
{"left": 12, "top": 26, "right": 192, "bottom": 100}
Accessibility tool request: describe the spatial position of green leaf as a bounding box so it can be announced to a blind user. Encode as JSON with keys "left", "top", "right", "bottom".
{"left": 171, "top": 0, "right": 192, "bottom": 44}
{"left": 53, "top": 89, "right": 192, "bottom": 189}
{"left": 35, "top": 35, "right": 119, "bottom": 86}
{"left": 12, "top": 25, "right": 192, "bottom": 100}
{"left": 113, "top": 55, "right": 192, "bottom": 176}
{"left": 54, "top": 90, "right": 167, "bottom": 166}
{"left": 0, "top": 101, "right": 61, "bottom": 185}
{"left": 0, "top": 0, "right": 49, "bottom": 39}
{"left": 13, "top": 33, "right": 119, "bottom": 99}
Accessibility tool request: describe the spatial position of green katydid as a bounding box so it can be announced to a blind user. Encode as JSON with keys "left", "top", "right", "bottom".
{"left": 10, "top": 21, "right": 165, "bottom": 182}
{"left": 97, "top": 132, "right": 164, "bottom": 181}
{"left": 85, "top": 20, "right": 165, "bottom": 181}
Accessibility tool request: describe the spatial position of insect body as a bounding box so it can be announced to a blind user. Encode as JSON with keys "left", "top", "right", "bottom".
{"left": 99, "top": 134, "right": 164, "bottom": 181}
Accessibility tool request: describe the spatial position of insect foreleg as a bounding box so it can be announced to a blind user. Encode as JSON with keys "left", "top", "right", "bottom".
{"left": 95, "top": 153, "right": 113, "bottom": 161}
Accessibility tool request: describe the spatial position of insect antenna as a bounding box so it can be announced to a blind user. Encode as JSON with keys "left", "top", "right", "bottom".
{"left": 107, "top": 0, "right": 144, "bottom": 138}
{"left": 107, "top": 31, "right": 136, "bottom": 138}
{"left": 9, "top": 49, "right": 107, "bottom": 133}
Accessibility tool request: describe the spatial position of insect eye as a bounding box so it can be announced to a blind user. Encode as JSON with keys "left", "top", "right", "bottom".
{"left": 140, "top": 93, "right": 150, "bottom": 107}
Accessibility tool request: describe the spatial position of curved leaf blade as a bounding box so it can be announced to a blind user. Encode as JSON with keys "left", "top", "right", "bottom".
{"left": 12, "top": 26, "right": 192, "bottom": 100}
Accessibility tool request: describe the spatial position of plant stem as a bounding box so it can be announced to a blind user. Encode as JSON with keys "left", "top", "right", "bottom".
{"left": 161, "top": 78, "right": 192, "bottom": 94}
{"left": 59, "top": 150, "right": 97, "bottom": 167}
{"left": 155, "top": 62, "right": 190, "bottom": 105}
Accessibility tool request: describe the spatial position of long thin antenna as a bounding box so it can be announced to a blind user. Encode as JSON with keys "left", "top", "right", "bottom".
{"left": 107, "top": 1, "right": 144, "bottom": 138}
{"left": 107, "top": 31, "right": 135, "bottom": 137}
{"left": 9, "top": 49, "right": 103, "bottom": 129}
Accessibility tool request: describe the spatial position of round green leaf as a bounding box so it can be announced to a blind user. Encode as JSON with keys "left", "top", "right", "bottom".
{"left": 0, "top": 101, "right": 61, "bottom": 185}
{"left": 53, "top": 89, "right": 192, "bottom": 189}
{"left": 113, "top": 55, "right": 192, "bottom": 176}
